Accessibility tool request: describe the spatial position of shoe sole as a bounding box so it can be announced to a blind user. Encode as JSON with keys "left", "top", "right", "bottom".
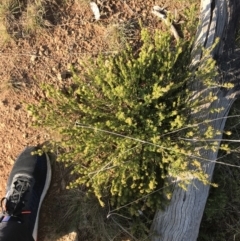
{"left": 32, "top": 152, "right": 52, "bottom": 241}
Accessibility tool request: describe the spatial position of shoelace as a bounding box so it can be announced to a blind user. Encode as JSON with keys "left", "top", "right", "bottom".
{"left": 0, "top": 177, "right": 31, "bottom": 220}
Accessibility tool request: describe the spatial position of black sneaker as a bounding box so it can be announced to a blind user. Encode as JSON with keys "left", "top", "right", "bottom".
{"left": 0, "top": 146, "right": 51, "bottom": 241}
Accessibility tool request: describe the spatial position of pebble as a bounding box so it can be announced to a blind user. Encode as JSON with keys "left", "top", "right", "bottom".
{"left": 30, "top": 55, "right": 37, "bottom": 62}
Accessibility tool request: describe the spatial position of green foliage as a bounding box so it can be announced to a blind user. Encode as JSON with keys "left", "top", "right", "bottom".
{"left": 28, "top": 28, "right": 218, "bottom": 215}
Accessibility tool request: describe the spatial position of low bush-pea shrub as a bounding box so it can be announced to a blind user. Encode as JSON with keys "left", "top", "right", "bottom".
{"left": 28, "top": 28, "right": 219, "bottom": 215}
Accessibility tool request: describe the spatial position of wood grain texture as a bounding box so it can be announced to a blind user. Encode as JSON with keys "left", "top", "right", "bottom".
{"left": 151, "top": 0, "right": 240, "bottom": 240}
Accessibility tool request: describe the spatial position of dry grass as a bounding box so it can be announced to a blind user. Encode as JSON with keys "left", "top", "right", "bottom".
{"left": 0, "top": 21, "right": 11, "bottom": 42}
{"left": 55, "top": 189, "right": 152, "bottom": 241}
{"left": 23, "top": 0, "right": 45, "bottom": 33}
{"left": 0, "top": 0, "right": 58, "bottom": 39}
{"left": 104, "top": 20, "right": 139, "bottom": 51}
{"left": 39, "top": 157, "right": 151, "bottom": 241}
{"left": 0, "top": 0, "right": 21, "bottom": 40}
{"left": 37, "top": 142, "right": 152, "bottom": 241}
{"left": 74, "top": 0, "right": 91, "bottom": 5}
{"left": 0, "top": 77, "right": 26, "bottom": 93}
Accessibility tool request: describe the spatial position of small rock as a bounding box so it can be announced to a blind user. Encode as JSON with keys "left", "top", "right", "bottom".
{"left": 23, "top": 133, "right": 28, "bottom": 138}
{"left": 39, "top": 45, "right": 45, "bottom": 51}
{"left": 52, "top": 67, "right": 57, "bottom": 73}
{"left": 7, "top": 157, "right": 14, "bottom": 165}
{"left": 30, "top": 55, "right": 37, "bottom": 62}
{"left": 1, "top": 99, "right": 8, "bottom": 106}
{"left": 136, "top": 7, "right": 141, "bottom": 12}
{"left": 14, "top": 104, "right": 21, "bottom": 110}
{"left": 44, "top": 49, "right": 49, "bottom": 56}
{"left": 61, "top": 70, "right": 72, "bottom": 80}
{"left": 57, "top": 73, "right": 62, "bottom": 81}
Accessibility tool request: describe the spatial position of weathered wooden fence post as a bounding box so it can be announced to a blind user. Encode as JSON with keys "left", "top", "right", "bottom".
{"left": 151, "top": 0, "right": 240, "bottom": 240}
